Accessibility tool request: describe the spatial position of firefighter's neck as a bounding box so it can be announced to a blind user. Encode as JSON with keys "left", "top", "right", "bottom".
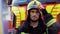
{"left": 30, "top": 21, "right": 39, "bottom": 28}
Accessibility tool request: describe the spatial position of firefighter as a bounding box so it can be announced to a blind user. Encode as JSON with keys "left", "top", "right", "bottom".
{"left": 16, "top": 1, "right": 47, "bottom": 34}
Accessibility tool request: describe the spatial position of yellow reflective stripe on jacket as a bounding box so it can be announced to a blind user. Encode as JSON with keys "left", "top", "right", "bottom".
{"left": 21, "top": 32, "right": 28, "bottom": 34}
{"left": 47, "top": 19, "right": 56, "bottom": 27}
{"left": 44, "top": 19, "right": 56, "bottom": 34}
{"left": 44, "top": 28, "right": 48, "bottom": 34}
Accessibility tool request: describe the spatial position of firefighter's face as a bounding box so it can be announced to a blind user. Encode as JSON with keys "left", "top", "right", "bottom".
{"left": 30, "top": 9, "right": 40, "bottom": 22}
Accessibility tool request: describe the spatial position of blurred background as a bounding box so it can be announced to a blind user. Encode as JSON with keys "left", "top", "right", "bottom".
{"left": 0, "top": 0, "right": 60, "bottom": 34}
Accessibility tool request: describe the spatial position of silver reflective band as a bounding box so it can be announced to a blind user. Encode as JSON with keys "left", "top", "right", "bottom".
{"left": 21, "top": 32, "right": 29, "bottom": 34}
{"left": 47, "top": 19, "right": 56, "bottom": 27}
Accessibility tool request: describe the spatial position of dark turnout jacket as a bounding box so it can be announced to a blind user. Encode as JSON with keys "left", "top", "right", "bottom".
{"left": 42, "top": 9, "right": 60, "bottom": 34}
{"left": 16, "top": 21, "right": 47, "bottom": 34}
{"left": 43, "top": 11, "right": 60, "bottom": 34}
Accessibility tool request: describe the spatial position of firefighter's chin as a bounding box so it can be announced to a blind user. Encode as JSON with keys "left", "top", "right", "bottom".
{"left": 30, "top": 19, "right": 38, "bottom": 22}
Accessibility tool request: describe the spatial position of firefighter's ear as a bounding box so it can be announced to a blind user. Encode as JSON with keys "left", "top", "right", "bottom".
{"left": 26, "top": 11, "right": 28, "bottom": 16}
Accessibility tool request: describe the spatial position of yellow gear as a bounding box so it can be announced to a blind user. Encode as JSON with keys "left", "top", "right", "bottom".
{"left": 47, "top": 19, "right": 56, "bottom": 27}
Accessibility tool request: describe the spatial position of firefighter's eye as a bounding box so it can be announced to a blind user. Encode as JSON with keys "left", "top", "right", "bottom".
{"left": 36, "top": 11, "right": 39, "bottom": 13}
{"left": 31, "top": 11, "right": 34, "bottom": 13}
